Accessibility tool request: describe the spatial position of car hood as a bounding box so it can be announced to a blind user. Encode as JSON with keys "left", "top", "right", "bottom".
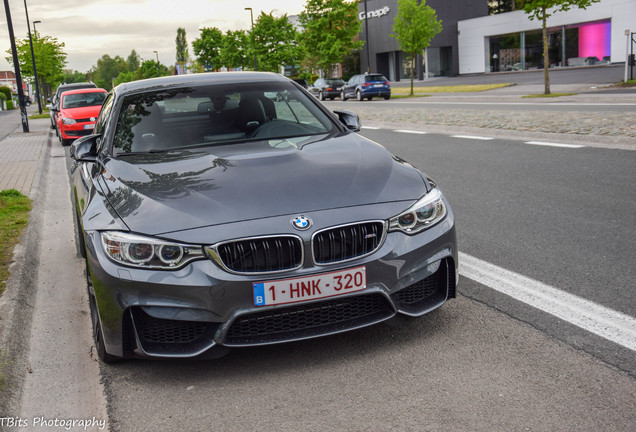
{"left": 61, "top": 105, "right": 102, "bottom": 119}
{"left": 98, "top": 133, "right": 427, "bottom": 236}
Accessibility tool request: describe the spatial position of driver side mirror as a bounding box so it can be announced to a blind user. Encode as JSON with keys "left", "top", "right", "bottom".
{"left": 70, "top": 134, "right": 100, "bottom": 162}
{"left": 334, "top": 110, "right": 361, "bottom": 132}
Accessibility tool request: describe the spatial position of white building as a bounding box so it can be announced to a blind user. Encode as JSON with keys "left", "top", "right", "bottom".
{"left": 458, "top": 0, "right": 636, "bottom": 74}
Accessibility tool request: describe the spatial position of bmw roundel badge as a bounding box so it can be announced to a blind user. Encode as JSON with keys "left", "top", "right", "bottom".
{"left": 291, "top": 215, "right": 312, "bottom": 231}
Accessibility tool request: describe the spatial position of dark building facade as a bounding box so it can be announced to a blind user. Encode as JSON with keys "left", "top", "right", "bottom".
{"left": 358, "top": 0, "right": 488, "bottom": 79}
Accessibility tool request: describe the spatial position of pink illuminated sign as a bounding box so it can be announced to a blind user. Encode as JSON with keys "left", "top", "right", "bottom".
{"left": 578, "top": 21, "right": 611, "bottom": 61}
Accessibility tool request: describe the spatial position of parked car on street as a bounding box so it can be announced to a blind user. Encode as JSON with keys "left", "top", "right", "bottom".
{"left": 309, "top": 78, "right": 346, "bottom": 100}
{"left": 341, "top": 73, "right": 391, "bottom": 101}
{"left": 70, "top": 72, "right": 457, "bottom": 362}
{"left": 48, "top": 82, "right": 97, "bottom": 130}
{"left": 55, "top": 88, "right": 107, "bottom": 145}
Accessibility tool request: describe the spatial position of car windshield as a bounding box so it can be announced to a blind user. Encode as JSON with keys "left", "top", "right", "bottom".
{"left": 113, "top": 81, "right": 336, "bottom": 154}
{"left": 325, "top": 79, "right": 345, "bottom": 86}
{"left": 365, "top": 75, "right": 388, "bottom": 82}
{"left": 62, "top": 92, "right": 106, "bottom": 109}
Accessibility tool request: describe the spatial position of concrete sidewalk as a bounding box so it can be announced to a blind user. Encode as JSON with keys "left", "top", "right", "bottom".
{"left": 0, "top": 112, "right": 50, "bottom": 197}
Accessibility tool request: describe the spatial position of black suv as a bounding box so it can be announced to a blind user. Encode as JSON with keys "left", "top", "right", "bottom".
{"left": 49, "top": 82, "right": 97, "bottom": 129}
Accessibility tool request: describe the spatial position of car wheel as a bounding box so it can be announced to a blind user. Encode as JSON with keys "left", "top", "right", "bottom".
{"left": 367, "top": 96, "right": 373, "bottom": 101}
{"left": 319, "top": 91, "right": 325, "bottom": 101}
{"left": 341, "top": 90, "right": 347, "bottom": 101}
{"left": 356, "top": 90, "right": 363, "bottom": 101}
{"left": 330, "top": 97, "right": 335, "bottom": 100}
{"left": 384, "top": 95, "right": 391, "bottom": 100}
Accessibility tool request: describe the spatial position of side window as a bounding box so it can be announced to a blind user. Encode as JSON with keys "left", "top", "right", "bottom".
{"left": 94, "top": 93, "right": 114, "bottom": 135}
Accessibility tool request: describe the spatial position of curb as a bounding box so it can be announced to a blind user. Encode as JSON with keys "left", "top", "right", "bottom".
{"left": 0, "top": 126, "right": 52, "bottom": 415}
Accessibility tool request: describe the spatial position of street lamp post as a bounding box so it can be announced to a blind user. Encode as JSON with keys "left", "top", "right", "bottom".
{"left": 364, "top": 0, "right": 371, "bottom": 73}
{"left": 245, "top": 7, "right": 257, "bottom": 71}
{"left": 24, "top": 1, "right": 42, "bottom": 114}
{"left": 153, "top": 50, "right": 160, "bottom": 76}
{"left": 3, "top": 0, "right": 29, "bottom": 132}
{"left": 33, "top": 20, "right": 39, "bottom": 33}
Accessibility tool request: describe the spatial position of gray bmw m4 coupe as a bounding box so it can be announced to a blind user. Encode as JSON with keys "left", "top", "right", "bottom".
{"left": 70, "top": 72, "right": 457, "bottom": 362}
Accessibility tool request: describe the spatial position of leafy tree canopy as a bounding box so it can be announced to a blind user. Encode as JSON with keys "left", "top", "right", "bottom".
{"left": 126, "top": 49, "right": 140, "bottom": 72}
{"left": 89, "top": 54, "right": 127, "bottom": 90}
{"left": 522, "top": 0, "right": 597, "bottom": 21}
{"left": 220, "top": 30, "right": 250, "bottom": 70}
{"left": 251, "top": 13, "right": 302, "bottom": 73}
{"left": 193, "top": 27, "right": 224, "bottom": 71}
{"left": 299, "top": 0, "right": 363, "bottom": 75}
{"left": 5, "top": 33, "right": 67, "bottom": 96}
{"left": 176, "top": 27, "right": 189, "bottom": 63}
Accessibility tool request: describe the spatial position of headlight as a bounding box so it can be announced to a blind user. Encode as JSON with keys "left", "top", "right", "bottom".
{"left": 101, "top": 232, "right": 204, "bottom": 269}
{"left": 61, "top": 117, "right": 76, "bottom": 125}
{"left": 389, "top": 188, "right": 446, "bottom": 235}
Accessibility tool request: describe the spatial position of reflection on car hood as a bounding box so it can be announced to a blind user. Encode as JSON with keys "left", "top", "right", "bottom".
{"left": 99, "top": 133, "right": 426, "bottom": 236}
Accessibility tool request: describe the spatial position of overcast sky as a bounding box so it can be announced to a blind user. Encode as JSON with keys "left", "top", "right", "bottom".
{"left": 1, "top": 0, "right": 307, "bottom": 73}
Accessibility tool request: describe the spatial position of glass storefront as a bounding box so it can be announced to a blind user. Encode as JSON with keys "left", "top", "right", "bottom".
{"left": 488, "top": 19, "right": 611, "bottom": 72}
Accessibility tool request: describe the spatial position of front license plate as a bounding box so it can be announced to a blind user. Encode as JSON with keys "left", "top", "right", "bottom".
{"left": 83, "top": 124, "right": 95, "bottom": 130}
{"left": 253, "top": 266, "right": 366, "bottom": 307}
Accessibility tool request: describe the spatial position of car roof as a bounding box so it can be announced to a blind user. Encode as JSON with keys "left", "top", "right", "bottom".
{"left": 60, "top": 88, "right": 107, "bottom": 97}
{"left": 57, "top": 82, "right": 96, "bottom": 91}
{"left": 114, "top": 72, "right": 289, "bottom": 95}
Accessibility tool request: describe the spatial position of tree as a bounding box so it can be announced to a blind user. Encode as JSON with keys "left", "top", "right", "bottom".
{"left": 488, "top": 0, "right": 526, "bottom": 14}
{"left": 176, "top": 27, "right": 189, "bottom": 63}
{"left": 220, "top": 30, "right": 250, "bottom": 70}
{"left": 126, "top": 49, "right": 140, "bottom": 72}
{"left": 193, "top": 27, "right": 224, "bottom": 71}
{"left": 522, "top": 0, "right": 599, "bottom": 94}
{"left": 5, "top": 33, "right": 67, "bottom": 99}
{"left": 391, "top": 0, "right": 442, "bottom": 95}
{"left": 63, "top": 70, "right": 88, "bottom": 83}
{"left": 299, "top": 0, "right": 363, "bottom": 76}
{"left": 251, "top": 12, "right": 302, "bottom": 73}
{"left": 89, "top": 54, "right": 127, "bottom": 90}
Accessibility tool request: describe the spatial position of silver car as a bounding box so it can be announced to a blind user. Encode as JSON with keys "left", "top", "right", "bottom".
{"left": 70, "top": 72, "right": 457, "bottom": 362}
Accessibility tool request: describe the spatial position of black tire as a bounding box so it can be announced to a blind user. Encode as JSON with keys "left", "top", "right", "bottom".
{"left": 384, "top": 95, "right": 391, "bottom": 100}
{"left": 367, "top": 96, "right": 373, "bottom": 101}
{"left": 341, "top": 90, "right": 347, "bottom": 101}
{"left": 319, "top": 91, "right": 325, "bottom": 101}
{"left": 356, "top": 90, "right": 363, "bottom": 101}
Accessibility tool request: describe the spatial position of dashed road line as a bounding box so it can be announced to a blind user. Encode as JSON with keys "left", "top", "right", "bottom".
{"left": 395, "top": 130, "right": 428, "bottom": 134}
{"left": 459, "top": 252, "right": 636, "bottom": 352}
{"left": 361, "top": 126, "right": 381, "bottom": 130}
{"left": 451, "top": 135, "right": 494, "bottom": 140}
{"left": 525, "top": 141, "right": 585, "bottom": 148}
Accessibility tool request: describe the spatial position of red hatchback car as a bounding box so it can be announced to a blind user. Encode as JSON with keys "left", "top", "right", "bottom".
{"left": 56, "top": 88, "right": 107, "bottom": 145}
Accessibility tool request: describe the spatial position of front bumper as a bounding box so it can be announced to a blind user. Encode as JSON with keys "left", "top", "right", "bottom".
{"left": 84, "top": 203, "right": 457, "bottom": 359}
{"left": 60, "top": 122, "right": 95, "bottom": 140}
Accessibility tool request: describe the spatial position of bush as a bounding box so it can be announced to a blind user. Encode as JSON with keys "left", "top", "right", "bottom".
{"left": 5, "top": 100, "right": 13, "bottom": 110}
{"left": 0, "top": 86, "right": 11, "bottom": 101}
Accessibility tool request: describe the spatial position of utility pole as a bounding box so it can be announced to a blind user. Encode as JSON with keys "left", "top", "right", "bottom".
{"left": 24, "top": 0, "right": 42, "bottom": 114}
{"left": 3, "top": 0, "right": 29, "bottom": 132}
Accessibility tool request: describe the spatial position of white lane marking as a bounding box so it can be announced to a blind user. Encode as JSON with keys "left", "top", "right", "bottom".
{"left": 361, "top": 126, "right": 381, "bottom": 130}
{"left": 459, "top": 252, "right": 636, "bottom": 352}
{"left": 395, "top": 130, "right": 428, "bottom": 134}
{"left": 385, "top": 101, "right": 636, "bottom": 107}
{"left": 451, "top": 135, "right": 494, "bottom": 140}
{"left": 525, "top": 141, "right": 585, "bottom": 148}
